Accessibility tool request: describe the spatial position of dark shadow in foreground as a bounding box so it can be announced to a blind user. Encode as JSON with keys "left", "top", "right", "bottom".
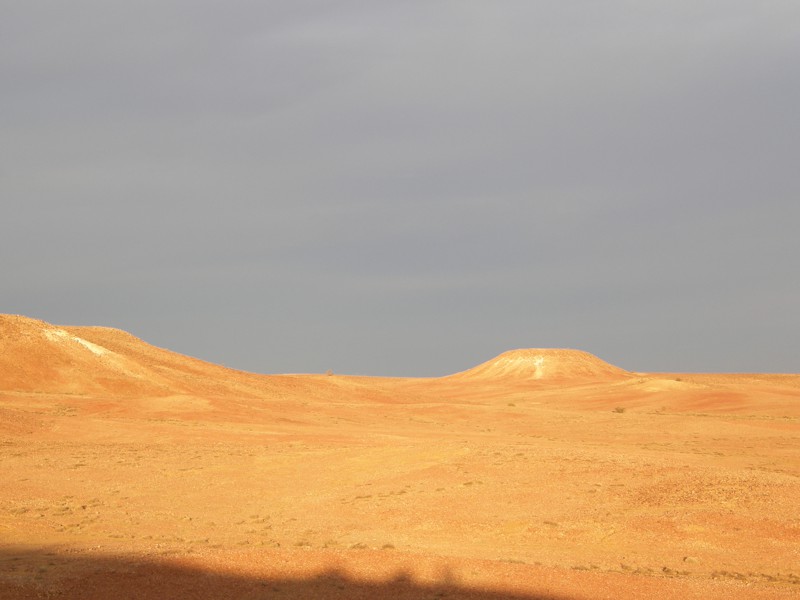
{"left": 0, "top": 546, "right": 576, "bottom": 600}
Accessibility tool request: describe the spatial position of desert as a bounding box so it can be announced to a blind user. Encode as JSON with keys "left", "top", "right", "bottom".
{"left": 1, "top": 313, "right": 798, "bottom": 599}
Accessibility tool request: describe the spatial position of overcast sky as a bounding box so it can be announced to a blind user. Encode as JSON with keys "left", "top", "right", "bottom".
{"left": 2, "top": 1, "right": 798, "bottom": 376}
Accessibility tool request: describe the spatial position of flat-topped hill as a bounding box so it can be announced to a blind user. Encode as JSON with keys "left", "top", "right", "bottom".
{"left": 448, "top": 348, "right": 630, "bottom": 382}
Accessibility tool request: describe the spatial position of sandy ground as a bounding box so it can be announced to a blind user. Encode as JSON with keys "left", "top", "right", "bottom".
{"left": 1, "top": 315, "right": 798, "bottom": 599}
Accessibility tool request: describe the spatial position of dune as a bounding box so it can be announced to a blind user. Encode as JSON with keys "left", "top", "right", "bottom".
{"left": 1, "top": 314, "right": 799, "bottom": 600}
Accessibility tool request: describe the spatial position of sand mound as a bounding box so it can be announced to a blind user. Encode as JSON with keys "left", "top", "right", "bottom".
{"left": 448, "top": 348, "right": 629, "bottom": 383}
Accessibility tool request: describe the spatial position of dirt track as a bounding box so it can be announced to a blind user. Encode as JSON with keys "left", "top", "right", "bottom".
{"left": 1, "top": 315, "right": 798, "bottom": 598}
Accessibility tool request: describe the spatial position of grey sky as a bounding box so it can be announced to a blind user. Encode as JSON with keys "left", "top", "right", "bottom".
{"left": 2, "top": 1, "right": 799, "bottom": 375}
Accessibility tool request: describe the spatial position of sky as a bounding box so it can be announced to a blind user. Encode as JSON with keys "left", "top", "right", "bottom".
{"left": 2, "top": 1, "right": 799, "bottom": 376}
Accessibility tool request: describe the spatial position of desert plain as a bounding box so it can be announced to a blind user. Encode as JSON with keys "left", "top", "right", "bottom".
{"left": 1, "top": 314, "right": 798, "bottom": 599}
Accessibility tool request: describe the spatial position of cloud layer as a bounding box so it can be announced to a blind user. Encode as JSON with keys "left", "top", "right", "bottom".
{"left": 3, "top": 1, "right": 799, "bottom": 375}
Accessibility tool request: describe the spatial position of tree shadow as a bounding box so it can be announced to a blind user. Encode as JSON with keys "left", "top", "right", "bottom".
{"left": 0, "top": 546, "right": 576, "bottom": 600}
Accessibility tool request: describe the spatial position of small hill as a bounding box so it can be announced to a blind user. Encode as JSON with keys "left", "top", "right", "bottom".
{"left": 0, "top": 314, "right": 285, "bottom": 397}
{"left": 448, "top": 348, "right": 629, "bottom": 383}
{"left": 0, "top": 314, "right": 164, "bottom": 395}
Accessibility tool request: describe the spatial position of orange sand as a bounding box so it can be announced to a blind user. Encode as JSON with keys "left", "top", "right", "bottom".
{"left": 1, "top": 314, "right": 798, "bottom": 599}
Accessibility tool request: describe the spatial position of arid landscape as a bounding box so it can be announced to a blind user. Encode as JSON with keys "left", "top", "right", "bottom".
{"left": 1, "top": 313, "right": 798, "bottom": 599}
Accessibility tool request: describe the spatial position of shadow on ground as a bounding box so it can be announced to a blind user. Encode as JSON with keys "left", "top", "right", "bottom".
{"left": 0, "top": 547, "right": 574, "bottom": 600}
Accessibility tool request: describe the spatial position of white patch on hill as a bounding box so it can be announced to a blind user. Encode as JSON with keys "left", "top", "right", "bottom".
{"left": 532, "top": 355, "right": 545, "bottom": 379}
{"left": 44, "top": 328, "right": 109, "bottom": 356}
